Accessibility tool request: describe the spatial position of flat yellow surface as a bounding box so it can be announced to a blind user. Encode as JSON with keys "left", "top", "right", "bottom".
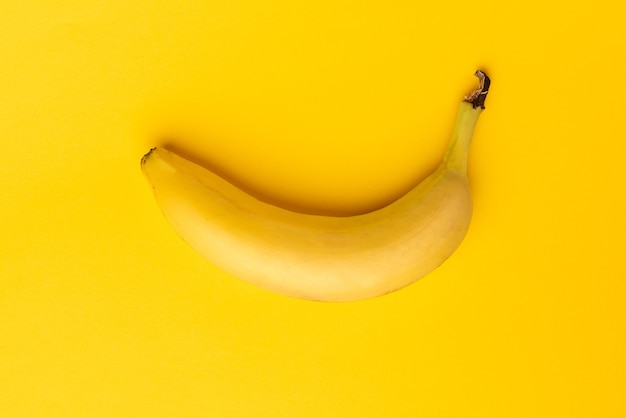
{"left": 1, "top": 1, "right": 625, "bottom": 417}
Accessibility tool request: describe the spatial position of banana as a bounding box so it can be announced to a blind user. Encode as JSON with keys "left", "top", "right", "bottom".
{"left": 141, "top": 71, "right": 490, "bottom": 302}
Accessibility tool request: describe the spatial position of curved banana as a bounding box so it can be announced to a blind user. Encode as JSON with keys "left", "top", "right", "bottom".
{"left": 141, "top": 71, "right": 490, "bottom": 301}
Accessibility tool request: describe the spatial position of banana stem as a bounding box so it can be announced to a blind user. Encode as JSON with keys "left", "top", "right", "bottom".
{"left": 442, "top": 70, "right": 490, "bottom": 174}
{"left": 465, "top": 70, "right": 491, "bottom": 110}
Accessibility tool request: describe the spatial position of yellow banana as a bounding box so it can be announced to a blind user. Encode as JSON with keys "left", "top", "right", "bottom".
{"left": 141, "top": 71, "right": 490, "bottom": 301}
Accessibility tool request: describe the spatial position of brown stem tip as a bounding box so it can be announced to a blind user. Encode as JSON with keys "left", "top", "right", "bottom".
{"left": 464, "top": 70, "right": 491, "bottom": 109}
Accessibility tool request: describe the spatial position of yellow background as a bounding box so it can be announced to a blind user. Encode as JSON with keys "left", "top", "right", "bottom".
{"left": 1, "top": 1, "right": 625, "bottom": 417}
